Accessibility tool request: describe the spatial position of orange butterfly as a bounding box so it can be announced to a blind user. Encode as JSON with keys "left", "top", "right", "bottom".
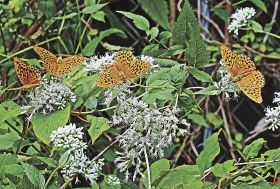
{"left": 33, "top": 46, "right": 88, "bottom": 77}
{"left": 9, "top": 57, "right": 41, "bottom": 90}
{"left": 96, "top": 51, "right": 151, "bottom": 88}
{"left": 220, "top": 46, "right": 265, "bottom": 103}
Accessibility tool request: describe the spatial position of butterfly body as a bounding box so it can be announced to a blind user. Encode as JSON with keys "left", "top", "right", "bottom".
{"left": 33, "top": 46, "right": 88, "bottom": 77}
{"left": 220, "top": 46, "right": 265, "bottom": 103}
{"left": 10, "top": 57, "right": 41, "bottom": 90}
{"left": 96, "top": 51, "right": 151, "bottom": 88}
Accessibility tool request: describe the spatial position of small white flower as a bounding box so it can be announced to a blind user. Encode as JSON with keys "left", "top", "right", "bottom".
{"left": 228, "top": 7, "right": 256, "bottom": 35}
{"left": 112, "top": 92, "right": 190, "bottom": 180}
{"left": 83, "top": 53, "right": 115, "bottom": 73}
{"left": 140, "top": 55, "right": 159, "bottom": 71}
{"left": 51, "top": 124, "right": 104, "bottom": 183}
{"left": 50, "top": 123, "right": 87, "bottom": 151}
{"left": 265, "top": 92, "right": 280, "bottom": 131}
{"left": 26, "top": 78, "right": 76, "bottom": 116}
{"left": 106, "top": 175, "right": 120, "bottom": 185}
{"left": 216, "top": 60, "right": 240, "bottom": 100}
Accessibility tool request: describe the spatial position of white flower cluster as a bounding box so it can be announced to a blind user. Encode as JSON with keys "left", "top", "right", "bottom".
{"left": 215, "top": 60, "right": 240, "bottom": 100}
{"left": 50, "top": 123, "right": 104, "bottom": 183}
{"left": 228, "top": 7, "right": 256, "bottom": 35}
{"left": 106, "top": 175, "right": 121, "bottom": 185}
{"left": 83, "top": 52, "right": 115, "bottom": 73}
{"left": 112, "top": 93, "right": 190, "bottom": 181}
{"left": 265, "top": 92, "right": 280, "bottom": 131}
{"left": 50, "top": 123, "right": 87, "bottom": 151}
{"left": 27, "top": 78, "right": 76, "bottom": 115}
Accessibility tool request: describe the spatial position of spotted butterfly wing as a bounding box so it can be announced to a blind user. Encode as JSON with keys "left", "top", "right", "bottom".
{"left": 57, "top": 56, "right": 88, "bottom": 76}
{"left": 237, "top": 71, "right": 265, "bottom": 103}
{"left": 11, "top": 57, "right": 41, "bottom": 90}
{"left": 33, "top": 46, "right": 88, "bottom": 77}
{"left": 126, "top": 59, "right": 151, "bottom": 79}
{"left": 220, "top": 46, "right": 256, "bottom": 78}
{"left": 33, "top": 46, "right": 57, "bottom": 75}
{"left": 220, "top": 46, "right": 265, "bottom": 103}
{"left": 96, "top": 65, "right": 122, "bottom": 87}
{"left": 96, "top": 51, "right": 151, "bottom": 88}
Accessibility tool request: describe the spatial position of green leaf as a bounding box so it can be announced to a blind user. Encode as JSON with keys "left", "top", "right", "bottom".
{"left": 37, "top": 0, "right": 56, "bottom": 19}
{"left": 243, "top": 138, "right": 266, "bottom": 158}
{"left": 212, "top": 7, "right": 230, "bottom": 23}
{"left": 82, "top": 28, "right": 125, "bottom": 56}
{"left": 32, "top": 105, "right": 71, "bottom": 144}
{"left": 143, "top": 80, "right": 175, "bottom": 104}
{"left": 141, "top": 159, "right": 170, "bottom": 188}
{"left": 188, "top": 113, "right": 208, "bottom": 127}
{"left": 264, "top": 148, "right": 280, "bottom": 173}
{"left": 92, "top": 11, "right": 105, "bottom": 22}
{"left": 138, "top": 0, "right": 169, "bottom": 30}
{"left": 100, "top": 175, "right": 121, "bottom": 189}
{"left": 0, "top": 101, "right": 21, "bottom": 124}
{"left": 87, "top": 115, "right": 110, "bottom": 144}
{"left": 82, "top": 3, "right": 108, "bottom": 14}
{"left": 250, "top": 0, "right": 267, "bottom": 13}
{"left": 147, "top": 27, "right": 159, "bottom": 41}
{"left": 185, "top": 24, "right": 210, "bottom": 68}
{"left": 172, "top": 0, "right": 200, "bottom": 45}
{"left": 194, "top": 85, "right": 222, "bottom": 95}
{"left": 250, "top": 20, "right": 263, "bottom": 32}
{"left": 159, "top": 31, "right": 172, "bottom": 45}
{"left": 156, "top": 165, "right": 202, "bottom": 189}
{"left": 178, "top": 89, "right": 196, "bottom": 113}
{"left": 189, "top": 68, "right": 212, "bottom": 82}
{"left": 58, "top": 150, "right": 71, "bottom": 167}
{"left": 0, "top": 133, "right": 19, "bottom": 150}
{"left": 117, "top": 11, "right": 150, "bottom": 31}
{"left": 161, "top": 45, "right": 185, "bottom": 56}
{"left": 196, "top": 131, "right": 221, "bottom": 174}
{"left": 36, "top": 157, "right": 57, "bottom": 168}
{"left": 207, "top": 113, "right": 223, "bottom": 128}
{"left": 211, "top": 160, "right": 236, "bottom": 178}
{"left": 154, "top": 59, "right": 179, "bottom": 67}
{"left": 21, "top": 162, "right": 45, "bottom": 189}
{"left": 4, "top": 164, "right": 24, "bottom": 177}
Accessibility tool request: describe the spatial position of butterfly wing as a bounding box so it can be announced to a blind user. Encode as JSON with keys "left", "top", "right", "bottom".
{"left": 33, "top": 46, "right": 58, "bottom": 75}
{"left": 113, "top": 51, "right": 134, "bottom": 66}
{"left": 96, "top": 65, "right": 122, "bottom": 88}
{"left": 220, "top": 46, "right": 256, "bottom": 77}
{"left": 13, "top": 57, "right": 41, "bottom": 86}
{"left": 126, "top": 59, "right": 151, "bottom": 79}
{"left": 237, "top": 71, "right": 265, "bottom": 103}
{"left": 56, "top": 56, "right": 88, "bottom": 76}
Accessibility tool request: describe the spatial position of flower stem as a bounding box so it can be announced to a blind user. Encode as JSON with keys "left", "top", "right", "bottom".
{"left": 0, "top": 36, "right": 60, "bottom": 64}
{"left": 43, "top": 167, "right": 60, "bottom": 189}
{"left": 144, "top": 148, "right": 152, "bottom": 189}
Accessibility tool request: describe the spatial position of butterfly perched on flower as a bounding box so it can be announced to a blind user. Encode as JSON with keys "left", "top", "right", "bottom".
{"left": 220, "top": 45, "right": 265, "bottom": 103}
{"left": 96, "top": 51, "right": 151, "bottom": 88}
{"left": 33, "top": 46, "right": 88, "bottom": 77}
{"left": 10, "top": 57, "right": 41, "bottom": 90}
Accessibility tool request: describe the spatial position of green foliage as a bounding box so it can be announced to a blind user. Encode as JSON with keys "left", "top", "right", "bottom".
{"left": 87, "top": 115, "right": 110, "bottom": 144}
{"left": 156, "top": 165, "right": 202, "bottom": 188}
{"left": 211, "top": 160, "right": 236, "bottom": 178}
{"left": 243, "top": 138, "right": 266, "bottom": 158}
{"left": 141, "top": 159, "right": 170, "bottom": 188}
{"left": 138, "top": 0, "right": 170, "bottom": 30}
{"left": 0, "top": 101, "right": 21, "bottom": 124}
{"left": 196, "top": 131, "right": 221, "bottom": 174}
{"left": 21, "top": 162, "right": 45, "bottom": 189}
{"left": 32, "top": 105, "right": 71, "bottom": 144}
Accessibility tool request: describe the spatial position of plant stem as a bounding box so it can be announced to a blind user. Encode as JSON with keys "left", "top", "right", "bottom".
{"left": 0, "top": 36, "right": 60, "bottom": 64}
{"left": 43, "top": 167, "right": 60, "bottom": 189}
{"left": 144, "top": 148, "right": 152, "bottom": 189}
{"left": 72, "top": 105, "right": 117, "bottom": 115}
